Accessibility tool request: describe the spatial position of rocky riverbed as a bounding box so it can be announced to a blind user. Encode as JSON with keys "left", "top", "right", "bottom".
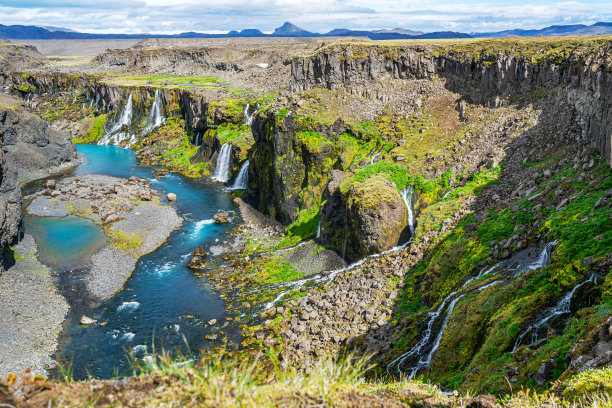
{"left": 26, "top": 174, "right": 182, "bottom": 300}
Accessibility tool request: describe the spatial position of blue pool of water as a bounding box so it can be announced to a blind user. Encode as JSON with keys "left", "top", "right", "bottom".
{"left": 26, "top": 216, "right": 107, "bottom": 270}
{"left": 28, "top": 145, "right": 240, "bottom": 379}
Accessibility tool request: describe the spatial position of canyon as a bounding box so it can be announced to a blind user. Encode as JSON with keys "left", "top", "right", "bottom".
{"left": 0, "top": 36, "right": 611, "bottom": 406}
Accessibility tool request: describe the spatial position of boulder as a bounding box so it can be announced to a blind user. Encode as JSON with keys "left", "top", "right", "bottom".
{"left": 79, "top": 315, "right": 98, "bottom": 325}
{"left": 45, "top": 179, "right": 56, "bottom": 189}
{"left": 213, "top": 211, "right": 229, "bottom": 223}
{"left": 534, "top": 360, "right": 554, "bottom": 386}
{"left": 192, "top": 247, "right": 207, "bottom": 257}
{"left": 167, "top": 192, "right": 178, "bottom": 201}
{"left": 320, "top": 173, "right": 408, "bottom": 261}
{"left": 137, "top": 190, "right": 152, "bottom": 201}
{"left": 103, "top": 213, "right": 123, "bottom": 224}
{"left": 187, "top": 255, "right": 207, "bottom": 269}
{"left": 346, "top": 176, "right": 407, "bottom": 258}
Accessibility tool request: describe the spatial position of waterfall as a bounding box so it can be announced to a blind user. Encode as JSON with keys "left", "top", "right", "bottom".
{"left": 366, "top": 145, "right": 378, "bottom": 158}
{"left": 463, "top": 261, "right": 505, "bottom": 287}
{"left": 212, "top": 143, "right": 232, "bottom": 183}
{"left": 92, "top": 92, "right": 100, "bottom": 111}
{"left": 244, "top": 103, "right": 255, "bottom": 126}
{"left": 513, "top": 275, "right": 596, "bottom": 351}
{"left": 400, "top": 187, "right": 415, "bottom": 237}
{"left": 194, "top": 132, "right": 202, "bottom": 146}
{"left": 230, "top": 160, "right": 250, "bottom": 190}
{"left": 316, "top": 221, "right": 321, "bottom": 239}
{"left": 98, "top": 94, "right": 134, "bottom": 146}
{"left": 513, "top": 241, "right": 557, "bottom": 276}
{"left": 387, "top": 280, "right": 500, "bottom": 378}
{"left": 386, "top": 291, "right": 461, "bottom": 378}
{"left": 370, "top": 146, "right": 383, "bottom": 165}
{"left": 144, "top": 89, "right": 166, "bottom": 133}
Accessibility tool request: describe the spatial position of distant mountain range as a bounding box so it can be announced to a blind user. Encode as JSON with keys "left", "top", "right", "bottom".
{"left": 472, "top": 22, "right": 612, "bottom": 38}
{"left": 1, "top": 21, "right": 611, "bottom": 41}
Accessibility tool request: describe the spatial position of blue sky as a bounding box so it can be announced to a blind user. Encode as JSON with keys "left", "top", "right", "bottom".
{"left": 0, "top": 0, "right": 610, "bottom": 34}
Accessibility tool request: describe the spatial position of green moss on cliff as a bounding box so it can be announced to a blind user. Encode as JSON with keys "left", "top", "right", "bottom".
{"left": 74, "top": 114, "right": 107, "bottom": 144}
{"left": 215, "top": 123, "right": 255, "bottom": 161}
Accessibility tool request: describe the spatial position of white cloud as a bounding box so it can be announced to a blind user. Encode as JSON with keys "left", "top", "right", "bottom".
{"left": 0, "top": 0, "right": 610, "bottom": 34}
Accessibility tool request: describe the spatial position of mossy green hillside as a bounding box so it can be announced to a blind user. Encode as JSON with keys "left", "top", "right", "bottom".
{"left": 384, "top": 151, "right": 612, "bottom": 395}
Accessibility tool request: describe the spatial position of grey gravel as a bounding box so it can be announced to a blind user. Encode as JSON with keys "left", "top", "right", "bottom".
{"left": 0, "top": 235, "right": 69, "bottom": 378}
{"left": 26, "top": 196, "right": 70, "bottom": 217}
{"left": 86, "top": 246, "right": 138, "bottom": 301}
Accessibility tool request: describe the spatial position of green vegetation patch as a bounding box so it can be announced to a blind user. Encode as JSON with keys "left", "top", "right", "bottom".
{"left": 106, "top": 228, "right": 142, "bottom": 254}
{"left": 74, "top": 114, "right": 108, "bottom": 144}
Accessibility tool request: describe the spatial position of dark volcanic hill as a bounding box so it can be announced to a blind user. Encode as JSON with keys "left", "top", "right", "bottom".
{"left": 272, "top": 22, "right": 314, "bottom": 37}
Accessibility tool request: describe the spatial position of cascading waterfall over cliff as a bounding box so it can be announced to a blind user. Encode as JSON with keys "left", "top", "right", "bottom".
{"left": 212, "top": 143, "right": 232, "bottom": 183}
{"left": 513, "top": 275, "right": 596, "bottom": 351}
{"left": 513, "top": 241, "right": 557, "bottom": 276}
{"left": 400, "top": 187, "right": 415, "bottom": 237}
{"left": 144, "top": 89, "right": 166, "bottom": 133}
{"left": 244, "top": 103, "right": 259, "bottom": 126}
{"left": 230, "top": 160, "right": 250, "bottom": 190}
{"left": 98, "top": 94, "right": 135, "bottom": 146}
{"left": 387, "top": 280, "right": 500, "bottom": 378}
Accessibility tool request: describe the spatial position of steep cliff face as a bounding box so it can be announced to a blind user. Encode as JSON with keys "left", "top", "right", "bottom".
{"left": 291, "top": 39, "right": 612, "bottom": 164}
{"left": 319, "top": 173, "right": 408, "bottom": 261}
{"left": 249, "top": 112, "right": 347, "bottom": 224}
{"left": 0, "top": 103, "right": 77, "bottom": 182}
{"left": 0, "top": 117, "right": 22, "bottom": 273}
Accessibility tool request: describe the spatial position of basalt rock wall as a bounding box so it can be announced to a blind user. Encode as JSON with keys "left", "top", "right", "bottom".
{"left": 0, "top": 122, "right": 22, "bottom": 273}
{"left": 248, "top": 113, "right": 347, "bottom": 224}
{"left": 291, "top": 41, "right": 612, "bottom": 164}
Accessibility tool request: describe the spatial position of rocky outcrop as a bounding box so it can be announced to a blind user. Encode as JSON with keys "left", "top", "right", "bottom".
{"left": 291, "top": 40, "right": 612, "bottom": 164}
{"left": 91, "top": 48, "right": 216, "bottom": 75}
{"left": 0, "top": 102, "right": 76, "bottom": 182}
{"left": 0, "top": 40, "right": 43, "bottom": 75}
{"left": 564, "top": 315, "right": 612, "bottom": 379}
{"left": 319, "top": 174, "right": 408, "bottom": 261}
{"left": 0, "top": 116, "right": 22, "bottom": 274}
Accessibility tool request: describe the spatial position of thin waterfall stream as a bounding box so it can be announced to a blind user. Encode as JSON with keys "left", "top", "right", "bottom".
{"left": 144, "top": 89, "right": 166, "bottom": 133}
{"left": 386, "top": 238, "right": 559, "bottom": 378}
{"left": 230, "top": 160, "right": 250, "bottom": 190}
{"left": 512, "top": 275, "right": 597, "bottom": 351}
